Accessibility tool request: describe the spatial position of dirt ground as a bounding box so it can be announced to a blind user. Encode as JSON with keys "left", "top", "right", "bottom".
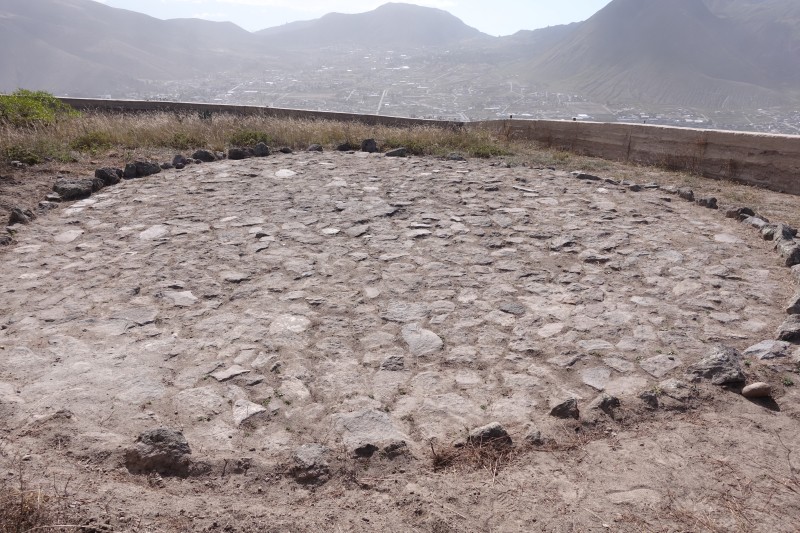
{"left": 1, "top": 150, "right": 800, "bottom": 532}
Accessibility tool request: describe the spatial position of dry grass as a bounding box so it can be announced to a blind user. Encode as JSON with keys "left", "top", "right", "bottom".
{"left": 0, "top": 111, "right": 511, "bottom": 163}
{"left": 0, "top": 469, "right": 84, "bottom": 533}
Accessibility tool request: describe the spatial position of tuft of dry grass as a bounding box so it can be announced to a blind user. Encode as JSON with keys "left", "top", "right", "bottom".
{"left": 0, "top": 471, "right": 84, "bottom": 533}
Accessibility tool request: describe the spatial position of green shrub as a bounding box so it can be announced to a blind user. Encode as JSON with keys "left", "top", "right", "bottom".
{"left": 170, "top": 132, "right": 204, "bottom": 150}
{"left": 229, "top": 129, "right": 271, "bottom": 147}
{"left": 70, "top": 130, "right": 113, "bottom": 151}
{"left": 4, "top": 145, "right": 42, "bottom": 165}
{"left": 0, "top": 90, "right": 78, "bottom": 127}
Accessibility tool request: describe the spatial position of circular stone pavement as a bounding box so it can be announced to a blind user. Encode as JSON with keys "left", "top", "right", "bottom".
{"left": 0, "top": 152, "right": 796, "bottom": 460}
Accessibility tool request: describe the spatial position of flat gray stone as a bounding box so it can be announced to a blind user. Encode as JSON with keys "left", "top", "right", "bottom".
{"left": 581, "top": 367, "right": 611, "bottom": 391}
{"left": 401, "top": 324, "right": 443, "bottom": 356}
{"left": 163, "top": 291, "right": 198, "bottom": 307}
{"left": 640, "top": 354, "right": 682, "bottom": 378}
{"left": 54, "top": 229, "right": 84, "bottom": 243}
{"left": 743, "top": 340, "right": 794, "bottom": 360}
{"left": 139, "top": 225, "right": 169, "bottom": 240}
{"left": 232, "top": 399, "right": 267, "bottom": 426}
{"left": 210, "top": 365, "right": 250, "bottom": 382}
{"left": 382, "top": 301, "right": 428, "bottom": 323}
{"left": 269, "top": 315, "right": 311, "bottom": 335}
{"left": 333, "top": 409, "right": 409, "bottom": 457}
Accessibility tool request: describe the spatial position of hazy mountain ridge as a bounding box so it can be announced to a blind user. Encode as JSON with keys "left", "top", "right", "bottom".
{"left": 0, "top": 0, "right": 797, "bottom": 112}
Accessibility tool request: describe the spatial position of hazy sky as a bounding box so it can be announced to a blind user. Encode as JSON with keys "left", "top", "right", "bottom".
{"left": 96, "top": 0, "right": 613, "bottom": 35}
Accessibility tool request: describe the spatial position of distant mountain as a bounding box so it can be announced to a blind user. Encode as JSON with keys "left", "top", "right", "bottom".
{"left": 257, "top": 3, "right": 489, "bottom": 49}
{"left": 520, "top": 0, "right": 799, "bottom": 108}
{"left": 0, "top": 0, "right": 798, "bottom": 112}
{"left": 0, "top": 0, "right": 263, "bottom": 95}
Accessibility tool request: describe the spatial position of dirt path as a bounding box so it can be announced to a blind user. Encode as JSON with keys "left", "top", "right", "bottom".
{"left": 1, "top": 152, "right": 799, "bottom": 532}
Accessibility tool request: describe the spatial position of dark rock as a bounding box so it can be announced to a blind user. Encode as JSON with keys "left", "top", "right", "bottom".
{"left": 253, "top": 143, "right": 271, "bottom": 157}
{"left": 380, "top": 355, "right": 405, "bottom": 371}
{"left": 467, "top": 422, "right": 512, "bottom": 446}
{"left": 227, "top": 147, "right": 250, "bottom": 160}
{"left": 38, "top": 201, "right": 59, "bottom": 211}
{"left": 9, "top": 207, "right": 35, "bottom": 225}
{"left": 124, "top": 428, "right": 192, "bottom": 477}
{"left": 676, "top": 188, "right": 694, "bottom": 201}
{"left": 279, "top": 147, "right": 293, "bottom": 154}
{"left": 523, "top": 427, "right": 546, "bottom": 446}
{"left": 134, "top": 161, "right": 162, "bottom": 177}
{"left": 361, "top": 139, "right": 378, "bottom": 153}
{"left": 763, "top": 224, "right": 795, "bottom": 242}
{"left": 549, "top": 397, "right": 579, "bottom": 419}
{"left": 291, "top": 444, "right": 330, "bottom": 485}
{"left": 307, "top": 144, "right": 324, "bottom": 152}
{"left": 90, "top": 177, "right": 105, "bottom": 192}
{"left": 777, "top": 315, "right": 800, "bottom": 343}
{"left": 628, "top": 184, "right": 643, "bottom": 192}
{"left": 175, "top": 163, "right": 185, "bottom": 170}
{"left": 160, "top": 162, "right": 173, "bottom": 170}
{"left": 725, "top": 206, "right": 756, "bottom": 220}
{"left": 447, "top": 153, "right": 466, "bottom": 161}
{"left": 53, "top": 177, "right": 93, "bottom": 200}
{"left": 786, "top": 293, "right": 800, "bottom": 315}
{"left": 172, "top": 155, "right": 188, "bottom": 167}
{"left": 385, "top": 147, "right": 407, "bottom": 158}
{"left": 696, "top": 197, "right": 718, "bottom": 209}
{"left": 776, "top": 239, "right": 800, "bottom": 267}
{"left": 123, "top": 163, "right": 137, "bottom": 179}
{"left": 570, "top": 171, "right": 601, "bottom": 181}
{"left": 336, "top": 142, "right": 355, "bottom": 152}
{"left": 687, "top": 345, "right": 745, "bottom": 385}
{"left": 586, "top": 393, "right": 621, "bottom": 419}
{"left": 0, "top": 235, "right": 12, "bottom": 246}
{"left": 192, "top": 149, "right": 217, "bottom": 162}
{"left": 639, "top": 390, "right": 659, "bottom": 410}
{"left": 94, "top": 167, "right": 121, "bottom": 186}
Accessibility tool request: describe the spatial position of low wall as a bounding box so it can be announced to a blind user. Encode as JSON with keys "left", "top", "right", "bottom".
{"left": 58, "top": 98, "right": 462, "bottom": 129}
{"left": 58, "top": 98, "right": 800, "bottom": 195}
{"left": 476, "top": 119, "right": 800, "bottom": 195}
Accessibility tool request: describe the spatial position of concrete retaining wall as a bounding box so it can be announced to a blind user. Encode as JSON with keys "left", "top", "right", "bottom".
{"left": 58, "top": 98, "right": 800, "bottom": 195}
{"left": 478, "top": 119, "right": 800, "bottom": 195}
{"left": 58, "top": 98, "right": 462, "bottom": 129}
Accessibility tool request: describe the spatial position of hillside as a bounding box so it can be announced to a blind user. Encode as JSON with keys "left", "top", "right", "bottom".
{"left": 0, "top": 0, "right": 261, "bottom": 95}
{"left": 521, "top": 0, "right": 794, "bottom": 108}
{"left": 258, "top": 2, "right": 489, "bottom": 48}
{"left": 0, "top": 0, "right": 798, "bottom": 111}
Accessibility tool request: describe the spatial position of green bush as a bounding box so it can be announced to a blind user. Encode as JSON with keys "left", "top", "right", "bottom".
{"left": 4, "top": 145, "right": 42, "bottom": 165}
{"left": 229, "top": 129, "right": 271, "bottom": 147}
{"left": 0, "top": 90, "right": 78, "bottom": 127}
{"left": 70, "top": 130, "right": 113, "bottom": 151}
{"left": 170, "top": 132, "right": 204, "bottom": 150}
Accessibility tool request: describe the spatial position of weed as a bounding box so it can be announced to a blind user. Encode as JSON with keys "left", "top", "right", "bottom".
{"left": 70, "top": 130, "right": 113, "bottom": 152}
{"left": 229, "top": 129, "right": 272, "bottom": 147}
{"left": 783, "top": 376, "right": 795, "bottom": 387}
{"left": 0, "top": 89, "right": 79, "bottom": 127}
